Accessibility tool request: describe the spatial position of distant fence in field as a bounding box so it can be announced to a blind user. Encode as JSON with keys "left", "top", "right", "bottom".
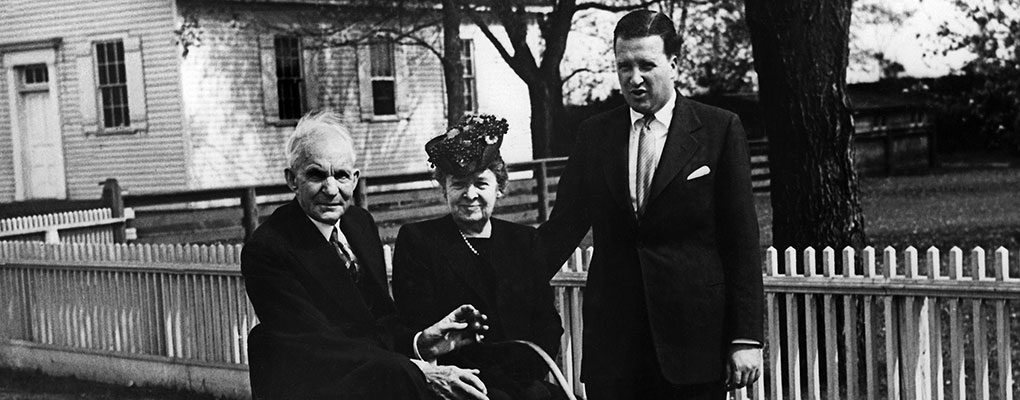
{"left": 0, "top": 208, "right": 132, "bottom": 244}
{"left": 3, "top": 241, "right": 1015, "bottom": 399}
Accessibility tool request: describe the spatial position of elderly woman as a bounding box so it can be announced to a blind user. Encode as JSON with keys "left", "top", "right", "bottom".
{"left": 392, "top": 115, "right": 565, "bottom": 400}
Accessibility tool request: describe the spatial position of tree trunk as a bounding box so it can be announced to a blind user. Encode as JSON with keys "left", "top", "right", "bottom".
{"left": 528, "top": 74, "right": 565, "bottom": 159}
{"left": 745, "top": 0, "right": 866, "bottom": 254}
{"left": 442, "top": 0, "right": 465, "bottom": 128}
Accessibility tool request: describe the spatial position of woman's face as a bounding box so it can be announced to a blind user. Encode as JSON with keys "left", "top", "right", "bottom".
{"left": 444, "top": 169, "right": 501, "bottom": 227}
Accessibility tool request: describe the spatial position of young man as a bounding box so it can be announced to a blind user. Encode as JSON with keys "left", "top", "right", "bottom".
{"left": 539, "top": 10, "right": 764, "bottom": 400}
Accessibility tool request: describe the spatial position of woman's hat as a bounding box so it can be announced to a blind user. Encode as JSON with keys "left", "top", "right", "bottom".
{"left": 426, "top": 114, "right": 509, "bottom": 176}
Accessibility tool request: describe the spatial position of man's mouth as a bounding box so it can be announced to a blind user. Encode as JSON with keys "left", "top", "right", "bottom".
{"left": 630, "top": 88, "right": 647, "bottom": 97}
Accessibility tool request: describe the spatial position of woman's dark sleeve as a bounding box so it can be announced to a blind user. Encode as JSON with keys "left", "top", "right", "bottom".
{"left": 391, "top": 225, "right": 443, "bottom": 331}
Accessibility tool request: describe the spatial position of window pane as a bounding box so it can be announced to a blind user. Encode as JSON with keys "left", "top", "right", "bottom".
{"left": 23, "top": 64, "right": 48, "bottom": 84}
{"left": 274, "top": 36, "right": 304, "bottom": 119}
{"left": 370, "top": 42, "right": 394, "bottom": 78}
{"left": 460, "top": 40, "right": 476, "bottom": 113}
{"left": 96, "top": 40, "right": 130, "bottom": 128}
{"left": 372, "top": 80, "right": 395, "bottom": 115}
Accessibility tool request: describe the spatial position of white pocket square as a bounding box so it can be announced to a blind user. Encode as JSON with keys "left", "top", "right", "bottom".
{"left": 686, "top": 166, "right": 711, "bottom": 180}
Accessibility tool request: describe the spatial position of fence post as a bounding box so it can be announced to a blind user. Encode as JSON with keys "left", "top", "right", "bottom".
{"left": 100, "top": 179, "right": 126, "bottom": 243}
{"left": 241, "top": 187, "right": 259, "bottom": 242}
{"left": 884, "top": 127, "right": 895, "bottom": 176}
{"left": 535, "top": 162, "right": 550, "bottom": 223}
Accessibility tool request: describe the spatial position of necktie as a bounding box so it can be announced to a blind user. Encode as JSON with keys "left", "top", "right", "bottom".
{"left": 330, "top": 227, "right": 360, "bottom": 282}
{"left": 635, "top": 115, "right": 656, "bottom": 214}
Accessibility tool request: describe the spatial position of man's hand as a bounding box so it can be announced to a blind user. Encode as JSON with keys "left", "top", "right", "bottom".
{"left": 725, "top": 344, "right": 762, "bottom": 390}
{"left": 417, "top": 304, "right": 489, "bottom": 360}
{"left": 416, "top": 363, "right": 489, "bottom": 400}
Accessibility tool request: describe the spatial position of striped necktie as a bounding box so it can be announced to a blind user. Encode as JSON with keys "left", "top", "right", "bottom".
{"left": 330, "top": 227, "right": 360, "bottom": 282}
{"left": 635, "top": 114, "right": 656, "bottom": 214}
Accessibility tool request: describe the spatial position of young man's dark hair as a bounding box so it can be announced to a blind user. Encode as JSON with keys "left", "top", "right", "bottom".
{"left": 613, "top": 9, "right": 680, "bottom": 56}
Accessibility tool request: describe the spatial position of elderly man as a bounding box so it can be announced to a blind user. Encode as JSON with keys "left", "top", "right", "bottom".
{"left": 538, "top": 10, "right": 764, "bottom": 400}
{"left": 243, "top": 110, "right": 490, "bottom": 400}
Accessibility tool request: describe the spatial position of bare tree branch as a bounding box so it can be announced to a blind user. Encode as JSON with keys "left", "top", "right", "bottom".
{"left": 561, "top": 67, "right": 596, "bottom": 86}
{"left": 463, "top": 6, "right": 515, "bottom": 64}
{"left": 576, "top": 0, "right": 660, "bottom": 12}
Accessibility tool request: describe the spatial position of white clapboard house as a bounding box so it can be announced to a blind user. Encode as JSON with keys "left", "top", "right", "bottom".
{"left": 0, "top": 0, "right": 538, "bottom": 201}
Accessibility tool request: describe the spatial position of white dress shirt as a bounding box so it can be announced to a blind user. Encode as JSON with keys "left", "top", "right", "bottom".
{"left": 628, "top": 90, "right": 676, "bottom": 213}
{"left": 307, "top": 216, "right": 357, "bottom": 264}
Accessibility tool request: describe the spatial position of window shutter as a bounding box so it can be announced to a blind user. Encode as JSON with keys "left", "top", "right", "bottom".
{"left": 356, "top": 45, "right": 373, "bottom": 120}
{"left": 394, "top": 44, "right": 410, "bottom": 119}
{"left": 76, "top": 44, "right": 99, "bottom": 134}
{"left": 259, "top": 34, "right": 280, "bottom": 124}
{"left": 302, "top": 37, "right": 320, "bottom": 113}
{"left": 123, "top": 37, "right": 148, "bottom": 131}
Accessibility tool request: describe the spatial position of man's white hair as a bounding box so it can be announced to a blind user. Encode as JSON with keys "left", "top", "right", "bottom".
{"left": 285, "top": 110, "right": 357, "bottom": 169}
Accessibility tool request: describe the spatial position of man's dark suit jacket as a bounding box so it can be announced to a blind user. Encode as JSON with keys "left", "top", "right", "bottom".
{"left": 538, "top": 93, "right": 764, "bottom": 385}
{"left": 242, "top": 201, "right": 427, "bottom": 399}
{"left": 392, "top": 216, "right": 563, "bottom": 363}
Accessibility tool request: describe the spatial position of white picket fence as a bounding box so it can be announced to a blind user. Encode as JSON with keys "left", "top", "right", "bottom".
{"left": 1, "top": 241, "right": 1017, "bottom": 399}
{"left": 0, "top": 208, "right": 134, "bottom": 243}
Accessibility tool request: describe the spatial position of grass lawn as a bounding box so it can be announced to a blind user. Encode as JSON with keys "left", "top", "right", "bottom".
{"left": 755, "top": 164, "right": 1020, "bottom": 253}
{"left": 0, "top": 368, "right": 218, "bottom": 400}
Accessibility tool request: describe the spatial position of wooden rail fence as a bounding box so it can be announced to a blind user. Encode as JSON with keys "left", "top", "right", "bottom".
{"left": 2, "top": 241, "right": 1017, "bottom": 399}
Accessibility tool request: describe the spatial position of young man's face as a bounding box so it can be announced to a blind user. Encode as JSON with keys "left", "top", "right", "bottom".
{"left": 615, "top": 35, "right": 678, "bottom": 115}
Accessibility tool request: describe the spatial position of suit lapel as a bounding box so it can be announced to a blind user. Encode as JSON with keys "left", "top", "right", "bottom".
{"left": 646, "top": 94, "right": 702, "bottom": 210}
{"left": 599, "top": 106, "right": 638, "bottom": 217}
{"left": 437, "top": 217, "right": 495, "bottom": 311}
{"left": 284, "top": 204, "right": 374, "bottom": 323}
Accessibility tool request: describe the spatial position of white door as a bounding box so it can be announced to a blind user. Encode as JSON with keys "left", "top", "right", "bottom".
{"left": 15, "top": 63, "right": 66, "bottom": 199}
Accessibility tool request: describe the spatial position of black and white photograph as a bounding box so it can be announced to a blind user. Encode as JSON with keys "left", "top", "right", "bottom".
{"left": 1, "top": 0, "right": 1017, "bottom": 399}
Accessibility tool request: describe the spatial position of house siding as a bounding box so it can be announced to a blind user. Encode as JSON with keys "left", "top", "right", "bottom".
{"left": 179, "top": 3, "right": 535, "bottom": 189}
{"left": 0, "top": 0, "right": 186, "bottom": 201}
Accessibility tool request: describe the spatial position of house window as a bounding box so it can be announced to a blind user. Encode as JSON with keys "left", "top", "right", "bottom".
{"left": 22, "top": 64, "right": 49, "bottom": 85}
{"left": 274, "top": 36, "right": 304, "bottom": 120}
{"left": 370, "top": 41, "right": 396, "bottom": 116}
{"left": 95, "top": 40, "right": 130, "bottom": 128}
{"left": 460, "top": 39, "right": 477, "bottom": 113}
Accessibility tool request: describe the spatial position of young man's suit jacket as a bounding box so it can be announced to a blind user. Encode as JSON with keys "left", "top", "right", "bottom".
{"left": 242, "top": 201, "right": 427, "bottom": 399}
{"left": 538, "top": 92, "right": 764, "bottom": 385}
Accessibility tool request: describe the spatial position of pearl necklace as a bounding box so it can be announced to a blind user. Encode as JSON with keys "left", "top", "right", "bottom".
{"left": 458, "top": 230, "right": 481, "bottom": 256}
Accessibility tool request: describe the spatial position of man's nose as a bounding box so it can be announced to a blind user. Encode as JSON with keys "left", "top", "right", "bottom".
{"left": 321, "top": 177, "right": 341, "bottom": 196}
{"left": 463, "top": 186, "right": 479, "bottom": 199}
{"left": 628, "top": 72, "right": 643, "bottom": 86}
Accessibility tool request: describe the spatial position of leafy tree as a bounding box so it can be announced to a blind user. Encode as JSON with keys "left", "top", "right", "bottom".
{"left": 931, "top": 0, "right": 1020, "bottom": 154}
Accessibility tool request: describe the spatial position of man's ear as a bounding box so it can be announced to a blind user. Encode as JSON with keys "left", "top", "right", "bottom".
{"left": 284, "top": 168, "right": 298, "bottom": 192}
{"left": 351, "top": 169, "right": 361, "bottom": 187}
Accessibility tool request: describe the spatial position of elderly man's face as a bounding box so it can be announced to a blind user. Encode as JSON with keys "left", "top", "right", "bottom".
{"left": 285, "top": 132, "right": 360, "bottom": 225}
{"left": 615, "top": 35, "right": 677, "bottom": 115}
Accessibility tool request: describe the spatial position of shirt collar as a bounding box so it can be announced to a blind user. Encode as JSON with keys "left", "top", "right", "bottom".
{"left": 307, "top": 215, "right": 340, "bottom": 242}
{"left": 629, "top": 89, "right": 677, "bottom": 128}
